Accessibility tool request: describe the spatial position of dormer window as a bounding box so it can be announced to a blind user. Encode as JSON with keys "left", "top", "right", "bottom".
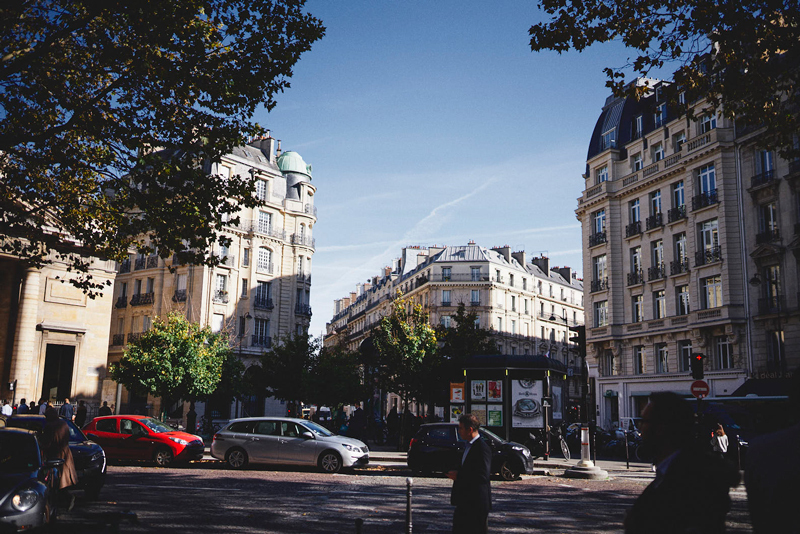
{"left": 654, "top": 103, "right": 667, "bottom": 127}
{"left": 600, "top": 128, "right": 616, "bottom": 151}
{"left": 632, "top": 116, "right": 643, "bottom": 139}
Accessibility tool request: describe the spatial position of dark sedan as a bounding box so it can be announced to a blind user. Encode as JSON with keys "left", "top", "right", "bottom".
{"left": 6, "top": 414, "right": 106, "bottom": 499}
{"left": 408, "top": 423, "right": 534, "bottom": 480}
{"left": 0, "top": 428, "right": 62, "bottom": 531}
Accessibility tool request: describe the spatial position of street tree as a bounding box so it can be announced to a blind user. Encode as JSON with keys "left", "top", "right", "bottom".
{"left": 438, "top": 303, "right": 498, "bottom": 382}
{"left": 110, "top": 313, "right": 242, "bottom": 419}
{"left": 259, "top": 332, "right": 319, "bottom": 414}
{"left": 0, "top": 1, "right": 325, "bottom": 294}
{"left": 305, "top": 344, "right": 369, "bottom": 413}
{"left": 529, "top": 0, "right": 800, "bottom": 159}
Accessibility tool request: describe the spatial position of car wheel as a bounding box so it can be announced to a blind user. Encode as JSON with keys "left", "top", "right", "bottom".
{"left": 500, "top": 460, "right": 519, "bottom": 481}
{"left": 318, "top": 450, "right": 342, "bottom": 473}
{"left": 153, "top": 447, "right": 174, "bottom": 467}
{"left": 226, "top": 448, "right": 248, "bottom": 469}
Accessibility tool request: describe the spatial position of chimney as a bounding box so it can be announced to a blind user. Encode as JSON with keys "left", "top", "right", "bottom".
{"left": 276, "top": 140, "right": 282, "bottom": 157}
{"left": 385, "top": 266, "right": 393, "bottom": 278}
{"left": 350, "top": 292, "right": 357, "bottom": 303}
{"left": 248, "top": 135, "right": 276, "bottom": 164}
{"left": 429, "top": 245, "right": 445, "bottom": 257}
{"left": 467, "top": 239, "right": 475, "bottom": 245}
{"left": 511, "top": 250, "right": 526, "bottom": 267}
{"left": 531, "top": 255, "right": 550, "bottom": 274}
{"left": 492, "top": 245, "right": 511, "bottom": 264}
{"left": 555, "top": 266, "right": 573, "bottom": 281}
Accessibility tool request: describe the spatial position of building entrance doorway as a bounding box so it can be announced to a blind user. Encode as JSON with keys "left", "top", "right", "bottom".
{"left": 41, "top": 344, "right": 75, "bottom": 403}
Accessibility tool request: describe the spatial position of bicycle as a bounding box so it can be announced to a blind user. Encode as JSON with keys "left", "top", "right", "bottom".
{"left": 524, "top": 425, "right": 570, "bottom": 461}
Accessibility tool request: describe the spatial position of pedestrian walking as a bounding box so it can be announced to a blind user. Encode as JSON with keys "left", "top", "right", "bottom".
{"left": 1, "top": 400, "right": 11, "bottom": 417}
{"left": 710, "top": 424, "right": 728, "bottom": 460}
{"left": 447, "top": 413, "right": 491, "bottom": 534}
{"left": 624, "top": 392, "right": 739, "bottom": 534}
{"left": 38, "top": 398, "right": 49, "bottom": 415}
{"left": 59, "top": 398, "right": 75, "bottom": 421}
{"left": 42, "top": 407, "right": 78, "bottom": 494}
{"left": 16, "top": 398, "right": 29, "bottom": 414}
{"left": 98, "top": 401, "right": 113, "bottom": 416}
{"left": 74, "top": 400, "right": 87, "bottom": 428}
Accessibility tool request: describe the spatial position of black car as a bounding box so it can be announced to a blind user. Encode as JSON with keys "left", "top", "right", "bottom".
{"left": 407, "top": 423, "right": 534, "bottom": 480}
{"left": 6, "top": 414, "right": 106, "bottom": 499}
{"left": 0, "top": 428, "right": 63, "bottom": 531}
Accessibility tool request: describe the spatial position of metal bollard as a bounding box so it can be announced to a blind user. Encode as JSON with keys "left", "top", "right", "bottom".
{"left": 406, "top": 477, "right": 413, "bottom": 533}
{"left": 355, "top": 517, "right": 363, "bottom": 534}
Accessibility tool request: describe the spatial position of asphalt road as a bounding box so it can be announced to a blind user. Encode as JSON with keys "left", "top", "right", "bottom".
{"left": 53, "top": 461, "right": 753, "bottom": 533}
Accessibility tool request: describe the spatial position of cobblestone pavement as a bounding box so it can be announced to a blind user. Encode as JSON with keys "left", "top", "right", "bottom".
{"left": 53, "top": 461, "right": 752, "bottom": 533}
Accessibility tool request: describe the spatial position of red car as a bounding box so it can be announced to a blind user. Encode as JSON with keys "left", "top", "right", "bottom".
{"left": 83, "top": 415, "right": 204, "bottom": 466}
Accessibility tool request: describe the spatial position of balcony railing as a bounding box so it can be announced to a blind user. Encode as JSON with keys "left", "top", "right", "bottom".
{"left": 172, "top": 289, "right": 187, "bottom": 302}
{"left": 441, "top": 301, "right": 452, "bottom": 307}
{"left": 627, "top": 270, "right": 644, "bottom": 286}
{"left": 134, "top": 257, "right": 147, "bottom": 270}
{"left": 695, "top": 245, "right": 722, "bottom": 266}
{"left": 111, "top": 334, "right": 125, "bottom": 346}
{"left": 127, "top": 332, "right": 144, "bottom": 344}
{"left": 254, "top": 296, "right": 274, "bottom": 310}
{"left": 589, "top": 231, "right": 607, "bottom": 247}
{"left": 667, "top": 205, "right": 686, "bottom": 223}
{"left": 692, "top": 189, "right": 718, "bottom": 211}
{"left": 304, "top": 203, "right": 317, "bottom": 216}
{"left": 297, "top": 273, "right": 311, "bottom": 284}
{"left": 118, "top": 260, "right": 131, "bottom": 274}
{"left": 295, "top": 304, "right": 312, "bottom": 317}
{"left": 670, "top": 258, "right": 690, "bottom": 275}
{"left": 256, "top": 262, "right": 274, "bottom": 275}
{"left": 146, "top": 255, "right": 158, "bottom": 269}
{"left": 470, "top": 300, "right": 481, "bottom": 306}
{"left": 252, "top": 335, "right": 272, "bottom": 348}
{"left": 291, "top": 234, "right": 316, "bottom": 248}
{"left": 756, "top": 228, "right": 781, "bottom": 244}
{"left": 758, "top": 296, "right": 786, "bottom": 315}
{"left": 213, "top": 290, "right": 229, "bottom": 304}
{"left": 590, "top": 278, "right": 609, "bottom": 292}
{"left": 625, "top": 221, "right": 642, "bottom": 238}
{"left": 430, "top": 273, "right": 489, "bottom": 282}
{"left": 645, "top": 213, "right": 663, "bottom": 231}
{"left": 130, "top": 292, "right": 154, "bottom": 306}
{"left": 751, "top": 169, "right": 776, "bottom": 188}
{"left": 115, "top": 296, "right": 128, "bottom": 308}
{"left": 648, "top": 264, "right": 666, "bottom": 281}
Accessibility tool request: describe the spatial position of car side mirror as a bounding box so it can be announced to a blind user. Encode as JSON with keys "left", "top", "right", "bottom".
{"left": 301, "top": 431, "right": 314, "bottom": 440}
{"left": 45, "top": 458, "right": 65, "bottom": 468}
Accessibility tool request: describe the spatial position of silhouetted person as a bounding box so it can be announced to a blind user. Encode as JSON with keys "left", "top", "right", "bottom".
{"left": 59, "top": 397, "right": 74, "bottom": 420}
{"left": 710, "top": 423, "right": 728, "bottom": 460}
{"left": 98, "top": 401, "right": 112, "bottom": 416}
{"left": 29, "top": 401, "right": 36, "bottom": 412}
{"left": 38, "top": 398, "right": 50, "bottom": 415}
{"left": 74, "top": 400, "right": 87, "bottom": 428}
{"left": 42, "top": 407, "right": 78, "bottom": 489}
{"left": 745, "top": 367, "right": 800, "bottom": 534}
{"left": 349, "top": 406, "right": 366, "bottom": 441}
{"left": 16, "top": 398, "right": 29, "bottom": 414}
{"left": 447, "top": 413, "right": 491, "bottom": 534}
{"left": 624, "top": 392, "right": 739, "bottom": 534}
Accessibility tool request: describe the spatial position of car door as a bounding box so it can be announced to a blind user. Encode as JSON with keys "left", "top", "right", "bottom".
{"left": 279, "top": 421, "right": 318, "bottom": 465}
{"left": 86, "top": 418, "right": 122, "bottom": 458}
{"left": 246, "top": 419, "right": 283, "bottom": 463}
{"left": 118, "top": 418, "right": 156, "bottom": 460}
{"left": 426, "top": 425, "right": 462, "bottom": 472}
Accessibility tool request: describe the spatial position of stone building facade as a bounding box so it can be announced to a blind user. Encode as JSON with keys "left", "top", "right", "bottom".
{"left": 106, "top": 136, "right": 316, "bottom": 420}
{"left": 577, "top": 78, "right": 799, "bottom": 430}
{"left": 324, "top": 242, "right": 585, "bottom": 417}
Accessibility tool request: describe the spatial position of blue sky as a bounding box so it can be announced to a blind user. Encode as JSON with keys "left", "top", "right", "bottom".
{"left": 258, "top": 1, "right": 641, "bottom": 337}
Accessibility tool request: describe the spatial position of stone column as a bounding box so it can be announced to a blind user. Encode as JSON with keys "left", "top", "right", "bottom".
{"left": 11, "top": 268, "right": 41, "bottom": 403}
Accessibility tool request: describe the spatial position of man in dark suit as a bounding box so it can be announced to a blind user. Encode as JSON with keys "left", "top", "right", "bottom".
{"left": 624, "top": 392, "right": 739, "bottom": 534}
{"left": 447, "top": 413, "right": 492, "bottom": 534}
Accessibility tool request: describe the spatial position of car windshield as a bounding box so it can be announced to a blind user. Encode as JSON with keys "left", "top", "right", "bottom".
{"left": 301, "top": 421, "right": 334, "bottom": 437}
{"left": 0, "top": 433, "right": 40, "bottom": 473}
{"left": 65, "top": 420, "right": 88, "bottom": 443}
{"left": 139, "top": 418, "right": 176, "bottom": 434}
{"left": 480, "top": 428, "right": 505, "bottom": 444}
{"left": 6, "top": 417, "right": 87, "bottom": 443}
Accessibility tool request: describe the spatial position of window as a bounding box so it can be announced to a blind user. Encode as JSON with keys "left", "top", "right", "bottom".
{"left": 758, "top": 202, "right": 779, "bottom": 236}
{"left": 471, "top": 267, "right": 481, "bottom": 281}
{"left": 215, "top": 274, "right": 227, "bottom": 293}
{"left": 632, "top": 116, "right": 643, "bottom": 139}
{"left": 699, "top": 164, "right": 716, "bottom": 194}
{"left": 597, "top": 165, "right": 609, "bottom": 183}
{"left": 702, "top": 276, "right": 723, "bottom": 309}
{"left": 677, "top": 285, "right": 690, "bottom": 315}
{"left": 593, "top": 209, "right": 606, "bottom": 234}
{"left": 241, "top": 279, "right": 248, "bottom": 298}
{"left": 509, "top": 274, "right": 514, "bottom": 287}
{"left": 653, "top": 290, "right": 666, "bottom": 319}
{"left": 538, "top": 280, "right": 542, "bottom": 294}
{"left": 602, "top": 350, "right": 616, "bottom": 376}
{"left": 674, "top": 131, "right": 687, "bottom": 152}
{"left": 679, "top": 340, "right": 693, "bottom": 371}
{"left": 632, "top": 153, "right": 643, "bottom": 171}
{"left": 594, "top": 300, "right": 608, "bottom": 327}
{"left": 600, "top": 129, "right": 616, "bottom": 151}
{"left": 672, "top": 181, "right": 685, "bottom": 208}
{"left": 652, "top": 239, "right": 664, "bottom": 268}
{"left": 716, "top": 336, "right": 732, "bottom": 369}
{"left": 442, "top": 290, "right": 451, "bottom": 305}
{"left": 700, "top": 113, "right": 716, "bottom": 134}
{"left": 471, "top": 290, "right": 480, "bottom": 304}
{"left": 212, "top": 313, "right": 224, "bottom": 333}
{"left": 656, "top": 343, "right": 669, "bottom": 373}
{"left": 134, "top": 279, "right": 142, "bottom": 295}
{"left": 442, "top": 267, "right": 451, "bottom": 281}
{"left": 256, "top": 281, "right": 271, "bottom": 302}
{"left": 297, "top": 256, "right": 304, "bottom": 275}
{"left": 257, "top": 247, "right": 272, "bottom": 272}
{"left": 511, "top": 296, "right": 516, "bottom": 311}
{"left": 511, "top": 320, "right": 516, "bottom": 334}
{"left": 255, "top": 179, "right": 268, "bottom": 201}
{"left": 254, "top": 317, "right": 269, "bottom": 340}
{"left": 242, "top": 248, "right": 250, "bottom": 267}
{"left": 650, "top": 190, "right": 662, "bottom": 215}
{"left": 146, "top": 277, "right": 154, "bottom": 293}
{"left": 143, "top": 316, "right": 152, "bottom": 332}
{"left": 497, "top": 317, "right": 503, "bottom": 332}
{"left": 593, "top": 254, "right": 607, "bottom": 282}
{"left": 674, "top": 233, "right": 687, "bottom": 262}
{"left": 631, "top": 246, "right": 642, "bottom": 273}
{"left": 524, "top": 299, "right": 529, "bottom": 313}
{"left": 441, "top": 316, "right": 452, "bottom": 328}
{"left": 495, "top": 270, "right": 501, "bottom": 282}
{"left": 757, "top": 150, "right": 775, "bottom": 173}
{"left": 678, "top": 91, "right": 686, "bottom": 105}
{"left": 653, "top": 142, "right": 664, "bottom": 162}
{"left": 764, "top": 265, "right": 781, "bottom": 307}
{"left": 522, "top": 278, "right": 527, "bottom": 290}
{"left": 632, "top": 294, "right": 644, "bottom": 322}
{"left": 257, "top": 211, "right": 271, "bottom": 234}
{"left": 239, "top": 316, "right": 246, "bottom": 337}
{"left": 634, "top": 346, "right": 646, "bottom": 374}
{"left": 119, "top": 282, "right": 128, "bottom": 298}
{"left": 655, "top": 103, "right": 667, "bottom": 127}
{"left": 700, "top": 219, "right": 719, "bottom": 250}
{"left": 630, "top": 199, "right": 640, "bottom": 222}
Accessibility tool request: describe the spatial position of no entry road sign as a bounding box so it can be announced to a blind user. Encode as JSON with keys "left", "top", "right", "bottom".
{"left": 691, "top": 380, "right": 710, "bottom": 399}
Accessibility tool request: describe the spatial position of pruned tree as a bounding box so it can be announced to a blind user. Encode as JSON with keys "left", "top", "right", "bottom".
{"left": 110, "top": 313, "right": 242, "bottom": 419}
{"left": 0, "top": 1, "right": 325, "bottom": 294}
{"left": 529, "top": 0, "right": 800, "bottom": 158}
{"left": 305, "top": 344, "right": 369, "bottom": 412}
{"left": 259, "top": 332, "right": 319, "bottom": 413}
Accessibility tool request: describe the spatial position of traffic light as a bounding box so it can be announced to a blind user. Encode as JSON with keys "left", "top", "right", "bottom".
{"left": 691, "top": 353, "right": 705, "bottom": 380}
{"left": 569, "top": 325, "right": 586, "bottom": 357}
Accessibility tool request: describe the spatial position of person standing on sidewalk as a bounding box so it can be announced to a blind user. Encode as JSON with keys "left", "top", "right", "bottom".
{"left": 710, "top": 424, "right": 728, "bottom": 460}
{"left": 59, "top": 398, "right": 74, "bottom": 421}
{"left": 447, "top": 413, "right": 491, "bottom": 534}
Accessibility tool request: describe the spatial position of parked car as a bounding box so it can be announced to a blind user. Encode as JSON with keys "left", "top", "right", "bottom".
{"left": 0, "top": 428, "right": 63, "bottom": 531}
{"left": 82, "top": 415, "right": 203, "bottom": 466}
{"left": 6, "top": 413, "right": 106, "bottom": 499}
{"left": 407, "top": 423, "right": 534, "bottom": 481}
{"left": 211, "top": 417, "right": 369, "bottom": 473}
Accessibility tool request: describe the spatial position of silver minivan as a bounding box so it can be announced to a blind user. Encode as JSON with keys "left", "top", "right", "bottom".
{"left": 211, "top": 417, "right": 369, "bottom": 473}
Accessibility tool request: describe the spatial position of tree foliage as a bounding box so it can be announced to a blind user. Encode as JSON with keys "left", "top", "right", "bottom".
{"left": 529, "top": 0, "right": 800, "bottom": 158}
{"left": 305, "top": 344, "right": 369, "bottom": 410}
{"left": 0, "top": 1, "right": 324, "bottom": 293}
{"left": 110, "top": 313, "right": 242, "bottom": 413}
{"left": 437, "top": 303, "right": 498, "bottom": 381}
{"left": 259, "top": 332, "right": 318, "bottom": 405}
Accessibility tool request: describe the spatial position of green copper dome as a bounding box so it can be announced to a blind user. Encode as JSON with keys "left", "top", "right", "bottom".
{"left": 277, "top": 151, "right": 312, "bottom": 178}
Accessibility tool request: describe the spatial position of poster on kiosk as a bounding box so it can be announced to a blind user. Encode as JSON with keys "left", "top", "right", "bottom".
{"left": 511, "top": 379, "right": 545, "bottom": 428}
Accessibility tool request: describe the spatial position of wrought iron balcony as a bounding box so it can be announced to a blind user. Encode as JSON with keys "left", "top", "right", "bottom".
{"left": 254, "top": 296, "right": 274, "bottom": 310}
{"left": 295, "top": 304, "right": 313, "bottom": 317}
{"left": 648, "top": 264, "right": 666, "bottom": 281}
{"left": 304, "top": 203, "right": 317, "bottom": 216}
{"left": 146, "top": 255, "right": 158, "bottom": 269}
{"left": 130, "top": 292, "right": 154, "bottom": 306}
{"left": 127, "top": 332, "right": 144, "bottom": 344}
{"left": 470, "top": 300, "right": 481, "bottom": 306}
{"left": 213, "top": 290, "right": 229, "bottom": 304}
{"left": 111, "top": 334, "right": 125, "bottom": 346}
{"left": 625, "top": 221, "right": 642, "bottom": 238}
{"left": 667, "top": 205, "right": 686, "bottom": 223}
{"left": 627, "top": 270, "right": 644, "bottom": 286}
{"left": 755, "top": 228, "right": 780, "bottom": 244}
{"left": 134, "top": 257, "right": 147, "bottom": 270}
{"left": 118, "top": 260, "right": 131, "bottom": 274}
{"left": 291, "top": 233, "right": 316, "bottom": 248}
{"left": 645, "top": 213, "right": 663, "bottom": 231}
{"left": 172, "top": 289, "right": 187, "bottom": 302}
{"left": 115, "top": 296, "right": 128, "bottom": 308}
{"left": 751, "top": 169, "right": 776, "bottom": 188}
{"left": 252, "top": 335, "right": 272, "bottom": 348}
{"left": 758, "top": 296, "right": 786, "bottom": 315}
{"left": 589, "top": 231, "right": 607, "bottom": 247}
{"left": 590, "top": 278, "right": 609, "bottom": 292}
{"left": 670, "top": 259, "right": 690, "bottom": 275}
{"left": 695, "top": 246, "right": 722, "bottom": 266}
{"left": 692, "top": 189, "right": 718, "bottom": 211}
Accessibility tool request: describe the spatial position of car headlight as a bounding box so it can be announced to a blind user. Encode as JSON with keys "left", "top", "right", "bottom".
{"left": 91, "top": 451, "right": 105, "bottom": 462}
{"left": 342, "top": 444, "right": 357, "bottom": 452}
{"left": 12, "top": 490, "right": 39, "bottom": 512}
{"left": 169, "top": 437, "right": 189, "bottom": 445}
{"left": 512, "top": 446, "right": 531, "bottom": 457}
